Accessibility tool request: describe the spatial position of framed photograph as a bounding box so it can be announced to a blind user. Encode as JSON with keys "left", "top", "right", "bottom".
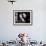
{"left": 13, "top": 10, "right": 33, "bottom": 26}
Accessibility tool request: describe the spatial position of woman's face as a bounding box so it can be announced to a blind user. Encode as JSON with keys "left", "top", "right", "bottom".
{"left": 23, "top": 13, "right": 26, "bottom": 18}
{"left": 19, "top": 13, "right": 26, "bottom": 22}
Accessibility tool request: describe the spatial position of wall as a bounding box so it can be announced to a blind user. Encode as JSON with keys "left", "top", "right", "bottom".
{"left": 0, "top": 0, "right": 46, "bottom": 42}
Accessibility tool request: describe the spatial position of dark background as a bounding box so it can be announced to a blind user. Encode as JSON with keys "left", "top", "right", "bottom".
{"left": 15, "top": 12, "right": 30, "bottom": 23}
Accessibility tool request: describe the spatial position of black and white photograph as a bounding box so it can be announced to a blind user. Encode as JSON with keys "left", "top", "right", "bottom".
{"left": 13, "top": 10, "right": 32, "bottom": 25}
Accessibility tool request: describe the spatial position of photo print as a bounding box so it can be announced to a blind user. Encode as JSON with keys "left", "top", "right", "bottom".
{"left": 13, "top": 10, "right": 32, "bottom": 25}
